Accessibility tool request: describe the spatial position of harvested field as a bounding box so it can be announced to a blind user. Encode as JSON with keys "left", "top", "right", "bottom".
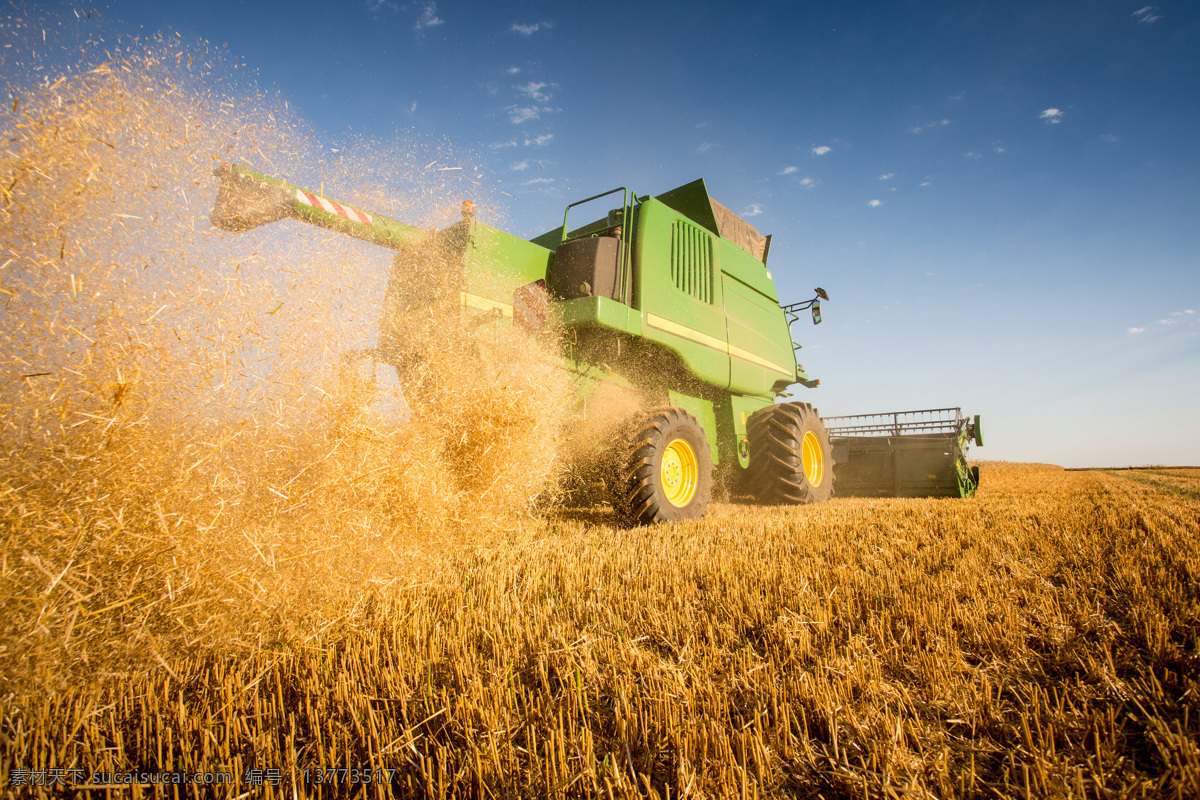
{"left": 2, "top": 463, "right": 1198, "bottom": 798}
{"left": 2, "top": 22, "right": 1198, "bottom": 800}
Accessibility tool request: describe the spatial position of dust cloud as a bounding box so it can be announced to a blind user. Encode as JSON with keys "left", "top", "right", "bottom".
{"left": 0, "top": 19, "right": 573, "bottom": 691}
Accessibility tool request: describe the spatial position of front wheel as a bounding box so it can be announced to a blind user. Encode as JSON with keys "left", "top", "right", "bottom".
{"left": 746, "top": 402, "right": 834, "bottom": 504}
{"left": 612, "top": 407, "right": 713, "bottom": 526}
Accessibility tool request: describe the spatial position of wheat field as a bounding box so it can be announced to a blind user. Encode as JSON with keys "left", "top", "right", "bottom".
{"left": 2, "top": 463, "right": 1198, "bottom": 798}
{"left": 1, "top": 25, "right": 1198, "bottom": 800}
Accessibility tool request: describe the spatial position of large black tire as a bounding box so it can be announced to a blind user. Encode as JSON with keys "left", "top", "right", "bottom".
{"left": 746, "top": 402, "right": 834, "bottom": 504}
{"left": 612, "top": 407, "right": 713, "bottom": 526}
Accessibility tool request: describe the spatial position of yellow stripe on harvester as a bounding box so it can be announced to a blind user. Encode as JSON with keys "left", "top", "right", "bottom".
{"left": 460, "top": 291, "right": 513, "bottom": 317}
{"left": 646, "top": 313, "right": 793, "bottom": 377}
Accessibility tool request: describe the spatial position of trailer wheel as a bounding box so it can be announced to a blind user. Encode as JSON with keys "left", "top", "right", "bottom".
{"left": 746, "top": 402, "right": 834, "bottom": 504}
{"left": 612, "top": 407, "right": 713, "bottom": 526}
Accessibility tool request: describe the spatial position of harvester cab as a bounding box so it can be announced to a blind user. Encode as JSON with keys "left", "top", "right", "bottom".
{"left": 210, "top": 163, "right": 981, "bottom": 524}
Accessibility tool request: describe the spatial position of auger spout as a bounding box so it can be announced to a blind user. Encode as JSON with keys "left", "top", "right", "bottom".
{"left": 210, "top": 163, "right": 433, "bottom": 251}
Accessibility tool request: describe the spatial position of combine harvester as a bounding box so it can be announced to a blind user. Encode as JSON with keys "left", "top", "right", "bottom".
{"left": 210, "top": 164, "right": 982, "bottom": 524}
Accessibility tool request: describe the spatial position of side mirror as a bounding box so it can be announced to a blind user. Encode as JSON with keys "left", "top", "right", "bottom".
{"left": 811, "top": 301, "right": 822, "bottom": 325}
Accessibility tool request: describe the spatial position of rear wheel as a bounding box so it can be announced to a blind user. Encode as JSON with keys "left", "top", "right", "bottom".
{"left": 612, "top": 407, "right": 713, "bottom": 526}
{"left": 746, "top": 402, "right": 834, "bottom": 504}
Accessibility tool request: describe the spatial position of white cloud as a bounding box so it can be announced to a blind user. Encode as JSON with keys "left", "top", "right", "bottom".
{"left": 408, "top": 101, "right": 417, "bottom": 114}
{"left": 414, "top": 2, "right": 443, "bottom": 30}
{"left": 510, "top": 160, "right": 531, "bottom": 171}
{"left": 1040, "top": 108, "right": 1064, "bottom": 124}
{"left": 1131, "top": 311, "right": 1194, "bottom": 333}
{"left": 521, "top": 177, "right": 555, "bottom": 185}
{"left": 799, "top": 177, "right": 815, "bottom": 187}
{"left": 1100, "top": 134, "right": 1120, "bottom": 143}
{"left": 868, "top": 199, "right": 882, "bottom": 208}
{"left": 506, "top": 66, "right": 521, "bottom": 75}
{"left": 910, "top": 119, "right": 951, "bottom": 134}
{"left": 489, "top": 140, "right": 518, "bottom": 150}
{"left": 879, "top": 173, "right": 894, "bottom": 181}
{"left": 965, "top": 151, "right": 982, "bottom": 159}
{"left": 920, "top": 180, "right": 931, "bottom": 187}
{"left": 524, "top": 134, "right": 554, "bottom": 146}
{"left": 742, "top": 203, "right": 764, "bottom": 217}
{"left": 779, "top": 166, "right": 799, "bottom": 175}
{"left": 696, "top": 142, "right": 717, "bottom": 154}
{"left": 507, "top": 106, "right": 540, "bottom": 124}
{"left": 517, "top": 81, "right": 554, "bottom": 102}
{"left": 948, "top": 92, "right": 966, "bottom": 103}
{"left": 994, "top": 145, "right": 1006, "bottom": 154}
{"left": 811, "top": 145, "right": 832, "bottom": 156}
{"left": 1133, "top": 6, "right": 1162, "bottom": 24}
{"left": 511, "top": 21, "right": 553, "bottom": 36}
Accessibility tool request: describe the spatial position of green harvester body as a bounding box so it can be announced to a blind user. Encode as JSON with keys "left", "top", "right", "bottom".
{"left": 211, "top": 163, "right": 980, "bottom": 522}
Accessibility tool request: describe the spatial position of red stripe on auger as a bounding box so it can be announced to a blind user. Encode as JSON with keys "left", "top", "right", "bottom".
{"left": 296, "top": 189, "right": 373, "bottom": 226}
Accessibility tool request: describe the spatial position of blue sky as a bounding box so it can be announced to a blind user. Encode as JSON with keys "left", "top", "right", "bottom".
{"left": 25, "top": 0, "right": 1200, "bottom": 466}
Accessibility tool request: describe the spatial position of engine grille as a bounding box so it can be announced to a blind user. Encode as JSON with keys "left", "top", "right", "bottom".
{"left": 670, "top": 220, "right": 714, "bottom": 304}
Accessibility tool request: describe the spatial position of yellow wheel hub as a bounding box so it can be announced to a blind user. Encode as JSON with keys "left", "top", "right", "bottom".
{"left": 801, "top": 430, "right": 825, "bottom": 488}
{"left": 661, "top": 438, "right": 699, "bottom": 508}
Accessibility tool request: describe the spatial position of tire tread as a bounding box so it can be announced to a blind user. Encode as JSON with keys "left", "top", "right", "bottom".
{"left": 612, "top": 407, "right": 713, "bottom": 526}
{"left": 746, "top": 402, "right": 834, "bottom": 505}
